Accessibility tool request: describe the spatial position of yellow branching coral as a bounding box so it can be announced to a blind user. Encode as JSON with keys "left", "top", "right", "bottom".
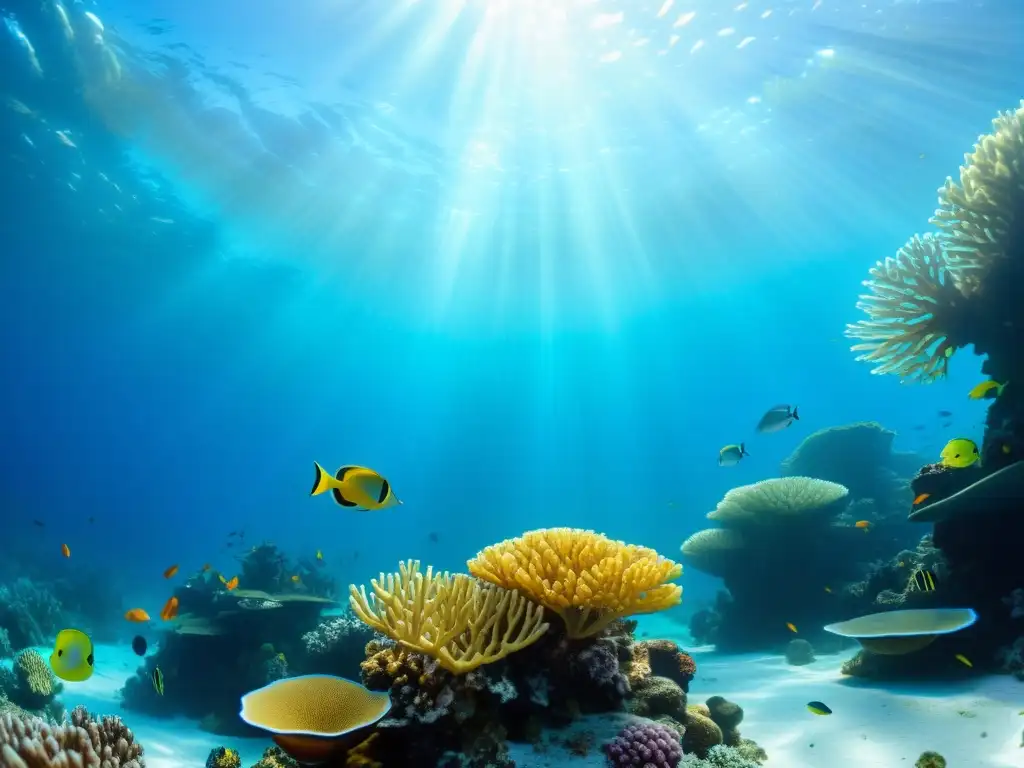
{"left": 467, "top": 528, "right": 683, "bottom": 639}
{"left": 844, "top": 233, "right": 964, "bottom": 383}
{"left": 931, "top": 100, "right": 1024, "bottom": 296}
{"left": 348, "top": 560, "right": 548, "bottom": 675}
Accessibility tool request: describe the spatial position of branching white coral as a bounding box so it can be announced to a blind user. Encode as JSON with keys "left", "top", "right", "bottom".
{"left": 931, "top": 99, "right": 1024, "bottom": 296}
{"left": 845, "top": 233, "right": 962, "bottom": 383}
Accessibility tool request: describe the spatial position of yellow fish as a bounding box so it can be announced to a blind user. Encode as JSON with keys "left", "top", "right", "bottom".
{"left": 316, "top": 549, "right": 323, "bottom": 561}
{"left": 290, "top": 574, "right": 301, "bottom": 583}
{"left": 910, "top": 569, "right": 936, "bottom": 592}
{"left": 940, "top": 438, "right": 980, "bottom": 469}
{"left": 967, "top": 380, "right": 1008, "bottom": 400}
{"left": 49, "top": 629, "right": 94, "bottom": 682}
{"left": 310, "top": 462, "right": 402, "bottom": 511}
{"left": 955, "top": 654, "right": 972, "bottom": 668}
{"left": 786, "top": 622, "right": 798, "bottom": 633}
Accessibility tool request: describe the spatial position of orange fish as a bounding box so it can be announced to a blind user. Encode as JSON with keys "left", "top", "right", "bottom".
{"left": 163, "top": 564, "right": 179, "bottom": 579}
{"left": 160, "top": 596, "right": 179, "bottom": 621}
{"left": 225, "top": 576, "right": 239, "bottom": 591}
{"left": 854, "top": 520, "right": 871, "bottom": 530}
{"left": 61, "top": 543, "right": 70, "bottom": 558}
{"left": 124, "top": 609, "right": 151, "bottom": 622}
{"left": 913, "top": 493, "right": 930, "bottom": 505}
{"left": 786, "top": 622, "right": 798, "bottom": 633}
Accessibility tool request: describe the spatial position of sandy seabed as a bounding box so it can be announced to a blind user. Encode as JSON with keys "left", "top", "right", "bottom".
{"left": 8, "top": 614, "right": 1024, "bottom": 768}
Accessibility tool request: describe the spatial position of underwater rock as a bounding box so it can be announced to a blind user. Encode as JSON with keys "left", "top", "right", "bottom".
{"left": 705, "top": 696, "right": 743, "bottom": 747}
{"left": 784, "top": 638, "right": 814, "bottom": 666}
{"left": 681, "top": 707, "right": 722, "bottom": 758}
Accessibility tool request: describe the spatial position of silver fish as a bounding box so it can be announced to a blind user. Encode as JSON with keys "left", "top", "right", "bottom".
{"left": 718, "top": 443, "right": 750, "bottom": 466}
{"left": 756, "top": 404, "right": 799, "bottom": 433}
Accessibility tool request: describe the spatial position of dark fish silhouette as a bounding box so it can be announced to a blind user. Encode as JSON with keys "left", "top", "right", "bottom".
{"left": 32, "top": 519, "right": 45, "bottom": 528}
{"left": 938, "top": 410, "right": 953, "bottom": 418}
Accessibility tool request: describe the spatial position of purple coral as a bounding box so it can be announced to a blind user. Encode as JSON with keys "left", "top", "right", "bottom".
{"left": 604, "top": 722, "right": 683, "bottom": 768}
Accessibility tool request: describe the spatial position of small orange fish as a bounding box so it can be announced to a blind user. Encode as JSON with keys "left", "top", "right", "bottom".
{"left": 225, "top": 576, "right": 239, "bottom": 591}
{"left": 160, "top": 596, "right": 179, "bottom": 621}
{"left": 61, "top": 543, "right": 70, "bottom": 558}
{"left": 786, "top": 622, "right": 798, "bottom": 633}
{"left": 125, "top": 609, "right": 151, "bottom": 622}
{"left": 163, "top": 564, "right": 179, "bottom": 579}
{"left": 201, "top": 563, "right": 211, "bottom": 572}
{"left": 913, "top": 493, "right": 931, "bottom": 505}
{"left": 290, "top": 574, "right": 301, "bottom": 583}
{"left": 854, "top": 520, "right": 871, "bottom": 530}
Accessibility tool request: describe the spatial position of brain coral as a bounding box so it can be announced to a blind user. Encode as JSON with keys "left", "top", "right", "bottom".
{"left": 706, "top": 477, "right": 849, "bottom": 526}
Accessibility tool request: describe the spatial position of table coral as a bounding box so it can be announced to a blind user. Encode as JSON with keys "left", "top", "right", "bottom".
{"left": 468, "top": 528, "right": 683, "bottom": 638}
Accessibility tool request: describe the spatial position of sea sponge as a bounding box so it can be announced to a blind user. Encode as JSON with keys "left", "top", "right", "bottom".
{"left": 682, "top": 708, "right": 723, "bottom": 757}
{"left": 706, "top": 478, "right": 849, "bottom": 526}
{"left": 349, "top": 560, "right": 548, "bottom": 674}
{"left": 679, "top": 529, "right": 746, "bottom": 578}
{"left": 784, "top": 638, "right": 815, "bottom": 666}
{"left": 205, "top": 745, "right": 241, "bottom": 768}
{"left": 931, "top": 100, "right": 1024, "bottom": 297}
{"left": 844, "top": 233, "right": 965, "bottom": 383}
{"left": 468, "top": 528, "right": 683, "bottom": 638}
{"left": 705, "top": 696, "right": 743, "bottom": 746}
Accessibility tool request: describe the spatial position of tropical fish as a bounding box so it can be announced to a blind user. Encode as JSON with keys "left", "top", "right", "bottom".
{"left": 756, "top": 405, "right": 799, "bottom": 434}
{"left": 937, "top": 410, "right": 953, "bottom": 418}
{"left": 910, "top": 569, "right": 936, "bottom": 592}
{"left": 160, "top": 596, "right": 179, "bottom": 621}
{"left": 940, "top": 438, "right": 980, "bottom": 468}
{"left": 131, "top": 635, "right": 147, "bottom": 656}
{"left": 806, "top": 701, "right": 832, "bottom": 716}
{"left": 955, "top": 654, "right": 972, "bottom": 668}
{"left": 152, "top": 667, "right": 164, "bottom": 696}
{"left": 276, "top": 653, "right": 287, "bottom": 664}
{"left": 824, "top": 586, "right": 832, "bottom": 593}
{"left": 49, "top": 629, "right": 94, "bottom": 682}
{"left": 310, "top": 462, "right": 402, "bottom": 510}
{"left": 786, "top": 622, "right": 798, "bottom": 633}
{"left": 61, "top": 543, "right": 70, "bottom": 558}
{"left": 163, "top": 564, "right": 179, "bottom": 579}
{"left": 854, "top": 520, "right": 871, "bottom": 530}
{"left": 225, "top": 576, "right": 239, "bottom": 591}
{"left": 32, "top": 520, "right": 45, "bottom": 528}
{"left": 718, "top": 443, "right": 750, "bottom": 467}
{"left": 967, "top": 380, "right": 1008, "bottom": 400}
{"left": 913, "top": 493, "right": 931, "bottom": 505}
{"left": 315, "top": 549, "right": 323, "bottom": 562}
{"left": 290, "top": 575, "right": 301, "bottom": 583}
{"left": 124, "top": 609, "right": 151, "bottom": 622}
{"left": 218, "top": 573, "right": 227, "bottom": 584}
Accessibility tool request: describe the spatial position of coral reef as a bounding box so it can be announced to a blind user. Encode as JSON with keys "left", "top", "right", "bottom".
{"left": 915, "top": 751, "right": 946, "bottom": 768}
{"left": 300, "top": 613, "right": 376, "bottom": 678}
{"left": 704, "top": 697, "right": 743, "bottom": 747}
{"left": 784, "top": 638, "right": 814, "bottom": 666}
{"left": 603, "top": 722, "right": 683, "bottom": 768}
{"left": 468, "top": 528, "right": 683, "bottom": 638}
{"left": 0, "top": 579, "right": 62, "bottom": 650}
{"left": 630, "top": 640, "right": 696, "bottom": 692}
{"left": 681, "top": 744, "right": 765, "bottom": 767}
{"left": 207, "top": 746, "right": 242, "bottom": 768}
{"left": 0, "top": 649, "right": 65, "bottom": 722}
{"left": 681, "top": 477, "right": 883, "bottom": 651}
{"left": 0, "top": 706, "right": 145, "bottom": 767}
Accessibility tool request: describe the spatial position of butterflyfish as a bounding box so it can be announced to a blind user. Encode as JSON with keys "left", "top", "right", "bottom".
{"left": 786, "top": 622, "right": 798, "bottom": 633}
{"left": 49, "top": 629, "right": 94, "bottom": 682}
{"left": 152, "top": 666, "right": 164, "bottom": 696}
{"left": 225, "top": 576, "right": 239, "bottom": 590}
{"left": 718, "top": 443, "right": 750, "bottom": 467}
{"left": 310, "top": 462, "right": 402, "bottom": 510}
{"left": 910, "top": 569, "right": 936, "bottom": 592}
{"left": 940, "top": 438, "right": 980, "bottom": 469}
{"left": 806, "top": 701, "right": 832, "bottom": 716}
{"left": 955, "top": 654, "right": 972, "bottom": 668}
{"left": 160, "top": 596, "right": 179, "bottom": 621}
{"left": 967, "top": 380, "right": 1008, "bottom": 400}
{"left": 61, "top": 543, "right": 70, "bottom": 558}
{"left": 163, "top": 564, "right": 179, "bottom": 579}
{"left": 131, "top": 635, "right": 148, "bottom": 656}
{"left": 124, "top": 609, "right": 150, "bottom": 622}
{"left": 756, "top": 405, "right": 799, "bottom": 434}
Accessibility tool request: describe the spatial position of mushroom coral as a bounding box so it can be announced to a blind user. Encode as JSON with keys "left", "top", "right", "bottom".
{"left": 348, "top": 560, "right": 548, "bottom": 674}
{"left": 845, "top": 233, "right": 966, "bottom": 384}
{"left": 467, "top": 528, "right": 682, "bottom": 639}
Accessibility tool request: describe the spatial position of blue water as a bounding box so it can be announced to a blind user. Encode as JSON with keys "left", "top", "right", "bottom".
{"left": 1, "top": 0, "right": 1021, "bottom": 634}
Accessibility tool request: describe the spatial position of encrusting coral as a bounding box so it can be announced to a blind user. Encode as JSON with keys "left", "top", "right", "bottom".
{"left": 349, "top": 560, "right": 549, "bottom": 674}
{"left": 467, "top": 528, "right": 683, "bottom": 639}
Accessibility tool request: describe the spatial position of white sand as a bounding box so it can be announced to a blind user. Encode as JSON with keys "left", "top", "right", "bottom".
{"left": 8, "top": 627, "right": 1024, "bottom": 767}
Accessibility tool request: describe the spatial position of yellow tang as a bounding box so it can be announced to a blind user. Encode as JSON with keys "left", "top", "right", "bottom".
{"left": 50, "top": 628, "right": 95, "bottom": 682}
{"left": 310, "top": 462, "right": 402, "bottom": 511}
{"left": 939, "top": 438, "right": 980, "bottom": 469}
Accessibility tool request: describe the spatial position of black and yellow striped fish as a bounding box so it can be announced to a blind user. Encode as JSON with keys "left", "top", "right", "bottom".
{"left": 152, "top": 666, "right": 165, "bottom": 696}
{"left": 910, "top": 568, "right": 936, "bottom": 592}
